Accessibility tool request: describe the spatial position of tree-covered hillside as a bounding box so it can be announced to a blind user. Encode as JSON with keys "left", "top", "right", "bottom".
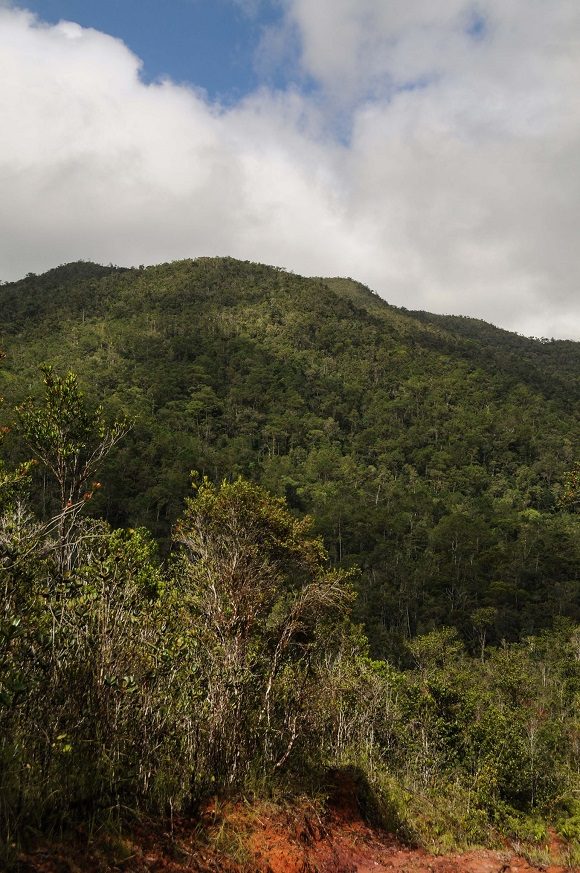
{"left": 1, "top": 257, "right": 578, "bottom": 655}
{"left": 1, "top": 260, "right": 579, "bottom": 862}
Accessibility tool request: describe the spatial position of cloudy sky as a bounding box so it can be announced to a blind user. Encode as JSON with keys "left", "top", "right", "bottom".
{"left": 1, "top": 1, "right": 580, "bottom": 338}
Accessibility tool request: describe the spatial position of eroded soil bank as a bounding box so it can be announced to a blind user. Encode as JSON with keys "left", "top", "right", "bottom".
{"left": 15, "top": 775, "right": 576, "bottom": 873}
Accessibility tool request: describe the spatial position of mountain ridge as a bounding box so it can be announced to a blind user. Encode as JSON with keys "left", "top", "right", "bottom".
{"left": 1, "top": 256, "right": 578, "bottom": 653}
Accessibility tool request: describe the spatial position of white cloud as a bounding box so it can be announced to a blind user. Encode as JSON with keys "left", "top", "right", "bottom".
{"left": 1, "top": 2, "right": 580, "bottom": 338}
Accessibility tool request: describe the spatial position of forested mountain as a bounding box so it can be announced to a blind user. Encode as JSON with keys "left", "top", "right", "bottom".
{"left": 1, "top": 258, "right": 579, "bottom": 863}
{"left": 1, "top": 257, "right": 578, "bottom": 656}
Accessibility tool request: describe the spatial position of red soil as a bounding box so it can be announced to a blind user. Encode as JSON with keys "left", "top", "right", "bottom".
{"left": 15, "top": 777, "right": 575, "bottom": 873}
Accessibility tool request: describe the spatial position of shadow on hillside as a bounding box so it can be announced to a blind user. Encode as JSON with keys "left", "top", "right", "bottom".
{"left": 325, "top": 765, "right": 406, "bottom": 839}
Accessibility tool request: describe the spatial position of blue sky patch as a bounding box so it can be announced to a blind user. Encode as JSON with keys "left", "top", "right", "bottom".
{"left": 24, "top": 0, "right": 286, "bottom": 100}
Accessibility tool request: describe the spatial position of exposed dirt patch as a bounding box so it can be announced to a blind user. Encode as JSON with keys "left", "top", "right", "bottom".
{"left": 14, "top": 776, "right": 575, "bottom": 873}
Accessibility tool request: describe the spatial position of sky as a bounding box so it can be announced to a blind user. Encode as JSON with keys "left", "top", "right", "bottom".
{"left": 1, "top": 1, "right": 580, "bottom": 339}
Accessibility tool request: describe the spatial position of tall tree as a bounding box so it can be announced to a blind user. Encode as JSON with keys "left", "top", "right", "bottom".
{"left": 17, "top": 366, "right": 130, "bottom": 572}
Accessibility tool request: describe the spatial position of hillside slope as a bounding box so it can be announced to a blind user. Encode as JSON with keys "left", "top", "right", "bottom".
{"left": 1, "top": 257, "right": 578, "bottom": 654}
{"left": 17, "top": 787, "right": 573, "bottom": 873}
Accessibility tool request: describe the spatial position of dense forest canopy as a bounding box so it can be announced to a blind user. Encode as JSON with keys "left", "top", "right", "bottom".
{"left": 0, "top": 258, "right": 580, "bottom": 655}
{"left": 0, "top": 257, "right": 578, "bottom": 657}
{"left": 0, "top": 258, "right": 579, "bottom": 862}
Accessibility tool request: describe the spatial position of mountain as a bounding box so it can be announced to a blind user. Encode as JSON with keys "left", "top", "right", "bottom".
{"left": 1, "top": 257, "right": 578, "bottom": 655}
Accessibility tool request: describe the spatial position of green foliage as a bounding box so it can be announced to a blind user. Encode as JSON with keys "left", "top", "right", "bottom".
{"left": 1, "top": 258, "right": 578, "bottom": 651}
{"left": 560, "top": 461, "right": 580, "bottom": 512}
{"left": 17, "top": 365, "right": 129, "bottom": 511}
{"left": 0, "top": 442, "right": 578, "bottom": 851}
{"left": 0, "top": 458, "right": 33, "bottom": 513}
{"left": 15, "top": 366, "right": 130, "bottom": 575}
{"left": 0, "top": 355, "right": 33, "bottom": 512}
{"left": 173, "top": 476, "right": 356, "bottom": 788}
{"left": 0, "top": 260, "right": 579, "bottom": 858}
{"left": 0, "top": 461, "right": 359, "bottom": 843}
{"left": 372, "top": 774, "right": 490, "bottom": 852}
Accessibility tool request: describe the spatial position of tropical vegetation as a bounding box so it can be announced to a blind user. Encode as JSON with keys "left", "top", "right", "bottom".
{"left": 0, "top": 259, "right": 578, "bottom": 862}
